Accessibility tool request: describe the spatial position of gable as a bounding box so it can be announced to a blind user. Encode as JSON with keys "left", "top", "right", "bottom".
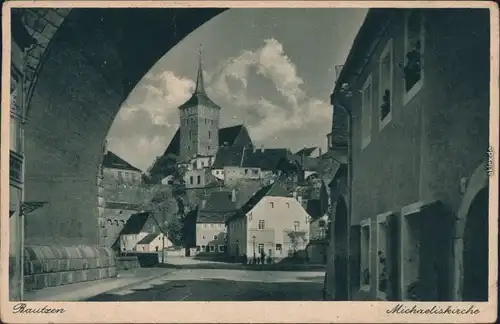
{"left": 103, "top": 151, "right": 142, "bottom": 172}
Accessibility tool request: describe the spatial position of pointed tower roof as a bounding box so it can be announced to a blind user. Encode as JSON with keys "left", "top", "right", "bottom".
{"left": 178, "top": 45, "right": 221, "bottom": 110}
{"left": 194, "top": 45, "right": 206, "bottom": 94}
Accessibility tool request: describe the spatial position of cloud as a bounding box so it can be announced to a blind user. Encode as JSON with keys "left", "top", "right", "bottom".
{"left": 107, "top": 71, "right": 195, "bottom": 170}
{"left": 206, "top": 38, "right": 330, "bottom": 145}
{"left": 108, "top": 38, "right": 331, "bottom": 169}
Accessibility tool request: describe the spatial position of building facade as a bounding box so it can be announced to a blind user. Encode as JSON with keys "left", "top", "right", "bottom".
{"left": 226, "top": 183, "right": 311, "bottom": 261}
{"left": 98, "top": 145, "right": 146, "bottom": 248}
{"left": 9, "top": 11, "right": 38, "bottom": 301}
{"left": 325, "top": 8, "right": 490, "bottom": 302}
{"left": 136, "top": 233, "right": 173, "bottom": 252}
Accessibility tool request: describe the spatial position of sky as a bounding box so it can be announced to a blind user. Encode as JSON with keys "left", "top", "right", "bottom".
{"left": 106, "top": 8, "right": 368, "bottom": 172}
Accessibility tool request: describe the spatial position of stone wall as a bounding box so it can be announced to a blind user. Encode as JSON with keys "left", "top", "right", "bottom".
{"left": 23, "top": 245, "right": 117, "bottom": 291}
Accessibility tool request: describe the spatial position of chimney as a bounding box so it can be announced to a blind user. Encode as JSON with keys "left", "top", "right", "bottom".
{"left": 231, "top": 189, "right": 237, "bottom": 203}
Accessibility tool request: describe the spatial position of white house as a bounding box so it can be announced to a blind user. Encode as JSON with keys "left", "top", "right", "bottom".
{"left": 226, "top": 182, "right": 311, "bottom": 261}
{"left": 135, "top": 232, "right": 173, "bottom": 252}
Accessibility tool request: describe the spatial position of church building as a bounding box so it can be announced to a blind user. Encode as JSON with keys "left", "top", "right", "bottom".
{"left": 152, "top": 50, "right": 254, "bottom": 188}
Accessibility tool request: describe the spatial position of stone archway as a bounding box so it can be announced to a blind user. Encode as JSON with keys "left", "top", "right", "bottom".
{"left": 452, "top": 161, "right": 489, "bottom": 300}
{"left": 13, "top": 8, "right": 226, "bottom": 246}
{"left": 333, "top": 196, "right": 349, "bottom": 300}
{"left": 462, "top": 188, "right": 489, "bottom": 301}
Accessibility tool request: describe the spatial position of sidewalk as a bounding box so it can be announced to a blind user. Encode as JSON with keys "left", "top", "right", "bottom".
{"left": 23, "top": 267, "right": 172, "bottom": 301}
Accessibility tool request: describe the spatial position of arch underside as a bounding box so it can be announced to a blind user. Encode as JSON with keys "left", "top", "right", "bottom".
{"left": 19, "top": 8, "right": 226, "bottom": 245}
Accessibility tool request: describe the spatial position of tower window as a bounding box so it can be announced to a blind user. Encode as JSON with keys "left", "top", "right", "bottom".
{"left": 208, "top": 131, "right": 211, "bottom": 139}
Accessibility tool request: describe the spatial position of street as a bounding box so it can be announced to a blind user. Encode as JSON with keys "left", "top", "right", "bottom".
{"left": 87, "top": 260, "right": 325, "bottom": 301}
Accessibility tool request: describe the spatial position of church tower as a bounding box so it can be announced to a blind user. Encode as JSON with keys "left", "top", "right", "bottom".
{"left": 178, "top": 47, "right": 221, "bottom": 162}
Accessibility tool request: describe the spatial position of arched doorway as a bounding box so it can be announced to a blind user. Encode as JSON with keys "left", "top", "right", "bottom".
{"left": 334, "top": 197, "right": 349, "bottom": 300}
{"left": 462, "top": 188, "right": 489, "bottom": 301}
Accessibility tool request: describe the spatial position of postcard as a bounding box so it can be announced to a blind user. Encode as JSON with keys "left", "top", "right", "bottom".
{"left": 1, "top": 1, "right": 498, "bottom": 323}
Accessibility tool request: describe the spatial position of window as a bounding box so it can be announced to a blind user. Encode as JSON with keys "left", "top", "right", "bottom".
{"left": 317, "top": 227, "right": 326, "bottom": 240}
{"left": 210, "top": 245, "right": 215, "bottom": 252}
{"left": 213, "top": 235, "right": 218, "bottom": 240}
{"left": 201, "top": 161, "right": 204, "bottom": 167}
{"left": 10, "top": 116, "right": 21, "bottom": 153}
{"left": 208, "top": 131, "right": 211, "bottom": 139}
{"left": 252, "top": 169, "right": 259, "bottom": 176}
{"left": 294, "top": 221, "right": 300, "bottom": 231}
{"left": 276, "top": 244, "right": 282, "bottom": 251}
{"left": 361, "top": 75, "right": 372, "bottom": 149}
{"left": 218, "top": 245, "right": 225, "bottom": 252}
{"left": 197, "top": 175, "right": 201, "bottom": 185}
{"left": 245, "top": 169, "right": 248, "bottom": 175}
{"left": 360, "top": 219, "right": 371, "bottom": 291}
{"left": 258, "top": 243, "right": 264, "bottom": 254}
{"left": 210, "top": 224, "right": 214, "bottom": 228}
{"left": 318, "top": 220, "right": 326, "bottom": 228}
{"left": 248, "top": 212, "right": 252, "bottom": 221}
{"left": 190, "top": 176, "right": 193, "bottom": 185}
{"left": 376, "top": 212, "right": 389, "bottom": 300}
{"left": 258, "top": 220, "right": 265, "bottom": 230}
{"left": 270, "top": 202, "right": 274, "bottom": 208}
{"left": 379, "top": 39, "right": 393, "bottom": 130}
{"left": 286, "top": 202, "right": 290, "bottom": 209}
{"left": 404, "top": 10, "right": 425, "bottom": 104}
{"left": 201, "top": 245, "right": 205, "bottom": 251}
{"left": 205, "top": 246, "right": 210, "bottom": 252}
{"left": 202, "top": 235, "right": 206, "bottom": 239}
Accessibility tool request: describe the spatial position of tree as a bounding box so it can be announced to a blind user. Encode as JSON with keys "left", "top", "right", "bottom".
{"left": 144, "top": 153, "right": 187, "bottom": 185}
{"left": 139, "top": 184, "right": 179, "bottom": 262}
{"left": 288, "top": 231, "right": 308, "bottom": 253}
{"left": 165, "top": 218, "right": 183, "bottom": 246}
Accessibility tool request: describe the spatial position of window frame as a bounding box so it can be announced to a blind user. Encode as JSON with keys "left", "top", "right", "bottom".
{"left": 218, "top": 245, "right": 225, "bottom": 252}
{"left": 209, "top": 245, "right": 215, "bottom": 252}
{"left": 376, "top": 212, "right": 391, "bottom": 300}
{"left": 293, "top": 221, "right": 300, "bottom": 231}
{"left": 361, "top": 75, "right": 373, "bottom": 150}
{"left": 276, "top": 243, "right": 282, "bottom": 251}
{"left": 258, "top": 220, "right": 265, "bottom": 230}
{"left": 403, "top": 10, "right": 425, "bottom": 106}
{"left": 378, "top": 38, "right": 394, "bottom": 131}
{"left": 360, "top": 218, "right": 372, "bottom": 292}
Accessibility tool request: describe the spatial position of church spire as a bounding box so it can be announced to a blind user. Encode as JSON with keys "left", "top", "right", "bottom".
{"left": 195, "top": 44, "right": 206, "bottom": 94}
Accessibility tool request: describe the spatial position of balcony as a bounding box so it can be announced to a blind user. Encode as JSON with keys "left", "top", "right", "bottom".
{"left": 9, "top": 150, "right": 23, "bottom": 185}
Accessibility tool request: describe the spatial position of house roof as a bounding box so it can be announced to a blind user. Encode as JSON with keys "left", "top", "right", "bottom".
{"left": 212, "top": 147, "right": 291, "bottom": 171}
{"left": 136, "top": 233, "right": 160, "bottom": 245}
{"left": 295, "top": 147, "right": 317, "bottom": 157}
{"left": 119, "top": 212, "right": 152, "bottom": 235}
{"left": 103, "top": 151, "right": 142, "bottom": 172}
{"left": 197, "top": 180, "right": 266, "bottom": 223}
{"left": 226, "top": 182, "right": 292, "bottom": 223}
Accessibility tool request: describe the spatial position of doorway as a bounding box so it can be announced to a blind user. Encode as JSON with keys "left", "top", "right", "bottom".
{"left": 462, "top": 188, "right": 488, "bottom": 301}
{"left": 334, "top": 197, "right": 349, "bottom": 300}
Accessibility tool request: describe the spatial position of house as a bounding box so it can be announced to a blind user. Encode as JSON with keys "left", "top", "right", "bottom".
{"left": 211, "top": 146, "right": 291, "bottom": 186}
{"left": 325, "top": 9, "right": 490, "bottom": 302}
{"left": 135, "top": 232, "right": 173, "bottom": 252}
{"left": 194, "top": 182, "right": 264, "bottom": 253}
{"left": 112, "top": 212, "right": 157, "bottom": 253}
{"left": 226, "top": 182, "right": 311, "bottom": 261}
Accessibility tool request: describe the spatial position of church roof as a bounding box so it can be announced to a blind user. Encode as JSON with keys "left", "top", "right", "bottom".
{"left": 161, "top": 124, "right": 251, "bottom": 158}
{"left": 178, "top": 47, "right": 221, "bottom": 111}
{"left": 212, "top": 146, "right": 291, "bottom": 171}
{"left": 103, "top": 151, "right": 142, "bottom": 172}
